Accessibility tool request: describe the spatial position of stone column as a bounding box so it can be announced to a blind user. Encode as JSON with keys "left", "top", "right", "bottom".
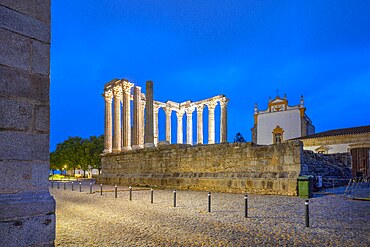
{"left": 207, "top": 100, "right": 218, "bottom": 144}
{"left": 186, "top": 108, "right": 194, "bottom": 145}
{"left": 144, "top": 81, "right": 155, "bottom": 147}
{"left": 196, "top": 105, "right": 205, "bottom": 144}
{"left": 103, "top": 89, "right": 113, "bottom": 153}
{"left": 176, "top": 110, "right": 185, "bottom": 144}
{"left": 154, "top": 106, "right": 159, "bottom": 146}
{"left": 112, "top": 84, "right": 122, "bottom": 152}
{"left": 220, "top": 97, "right": 229, "bottom": 143}
{"left": 165, "top": 107, "right": 172, "bottom": 143}
{"left": 132, "top": 86, "right": 142, "bottom": 149}
{"left": 140, "top": 99, "right": 146, "bottom": 146}
{"left": 122, "top": 81, "right": 134, "bottom": 151}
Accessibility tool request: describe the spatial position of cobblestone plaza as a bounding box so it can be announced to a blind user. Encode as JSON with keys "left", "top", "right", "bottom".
{"left": 52, "top": 184, "right": 369, "bottom": 246}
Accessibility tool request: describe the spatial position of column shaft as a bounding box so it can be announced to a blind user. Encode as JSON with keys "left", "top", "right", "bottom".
{"left": 197, "top": 105, "right": 204, "bottom": 144}
{"left": 220, "top": 98, "right": 228, "bottom": 143}
{"left": 132, "top": 86, "right": 142, "bottom": 149}
{"left": 207, "top": 101, "right": 217, "bottom": 144}
{"left": 103, "top": 92, "right": 113, "bottom": 153}
{"left": 140, "top": 100, "right": 145, "bottom": 146}
{"left": 186, "top": 110, "right": 193, "bottom": 145}
{"left": 165, "top": 108, "right": 172, "bottom": 143}
{"left": 112, "top": 86, "right": 122, "bottom": 152}
{"left": 176, "top": 111, "right": 184, "bottom": 144}
{"left": 122, "top": 82, "right": 133, "bottom": 151}
{"left": 154, "top": 107, "right": 159, "bottom": 145}
{"left": 144, "top": 81, "right": 155, "bottom": 147}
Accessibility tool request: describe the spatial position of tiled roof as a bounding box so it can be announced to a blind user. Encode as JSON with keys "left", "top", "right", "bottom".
{"left": 299, "top": 125, "right": 370, "bottom": 139}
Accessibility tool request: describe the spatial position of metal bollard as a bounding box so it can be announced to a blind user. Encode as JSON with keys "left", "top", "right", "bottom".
{"left": 115, "top": 185, "right": 117, "bottom": 198}
{"left": 71, "top": 182, "right": 74, "bottom": 191}
{"left": 79, "top": 182, "right": 82, "bottom": 192}
{"left": 100, "top": 184, "right": 103, "bottom": 196}
{"left": 173, "top": 190, "right": 177, "bottom": 207}
{"left": 64, "top": 182, "right": 66, "bottom": 190}
{"left": 57, "top": 182, "right": 60, "bottom": 189}
{"left": 129, "top": 186, "right": 132, "bottom": 201}
{"left": 245, "top": 194, "right": 248, "bottom": 218}
{"left": 151, "top": 188, "right": 154, "bottom": 204}
{"left": 90, "top": 183, "right": 92, "bottom": 194}
{"left": 208, "top": 192, "right": 211, "bottom": 213}
{"left": 305, "top": 200, "right": 310, "bottom": 227}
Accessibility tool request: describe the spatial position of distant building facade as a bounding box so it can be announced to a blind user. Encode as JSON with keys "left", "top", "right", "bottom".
{"left": 300, "top": 125, "right": 370, "bottom": 178}
{"left": 251, "top": 95, "right": 315, "bottom": 145}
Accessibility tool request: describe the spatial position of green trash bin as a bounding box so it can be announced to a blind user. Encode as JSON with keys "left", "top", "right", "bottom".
{"left": 298, "top": 175, "right": 314, "bottom": 198}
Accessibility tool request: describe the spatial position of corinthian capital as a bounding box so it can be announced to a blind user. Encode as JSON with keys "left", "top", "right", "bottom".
{"left": 206, "top": 100, "right": 218, "bottom": 110}
{"left": 165, "top": 107, "right": 172, "bottom": 115}
{"left": 113, "top": 85, "right": 122, "bottom": 98}
{"left": 185, "top": 107, "right": 195, "bottom": 116}
{"left": 176, "top": 109, "right": 185, "bottom": 118}
{"left": 219, "top": 97, "right": 229, "bottom": 108}
{"left": 103, "top": 89, "right": 113, "bottom": 102}
{"left": 197, "top": 104, "right": 205, "bottom": 112}
{"left": 121, "top": 81, "right": 134, "bottom": 94}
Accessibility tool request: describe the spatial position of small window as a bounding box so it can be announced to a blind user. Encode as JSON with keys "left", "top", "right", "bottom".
{"left": 274, "top": 133, "right": 282, "bottom": 144}
{"left": 272, "top": 125, "right": 284, "bottom": 144}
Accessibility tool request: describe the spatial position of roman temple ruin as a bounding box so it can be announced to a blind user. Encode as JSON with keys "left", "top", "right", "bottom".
{"left": 102, "top": 78, "right": 229, "bottom": 152}
{"left": 99, "top": 79, "right": 302, "bottom": 196}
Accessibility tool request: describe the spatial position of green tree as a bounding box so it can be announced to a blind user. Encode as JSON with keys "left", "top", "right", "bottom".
{"left": 50, "top": 135, "right": 104, "bottom": 177}
{"left": 234, "top": 132, "right": 246, "bottom": 143}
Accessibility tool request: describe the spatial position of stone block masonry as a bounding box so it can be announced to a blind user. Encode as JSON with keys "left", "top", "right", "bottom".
{"left": 301, "top": 151, "right": 352, "bottom": 188}
{"left": 0, "top": 1, "right": 55, "bottom": 246}
{"left": 99, "top": 140, "right": 302, "bottom": 196}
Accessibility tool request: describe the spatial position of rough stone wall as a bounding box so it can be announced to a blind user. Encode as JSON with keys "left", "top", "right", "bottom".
{"left": 301, "top": 151, "right": 352, "bottom": 187}
{"left": 0, "top": 1, "right": 55, "bottom": 246}
{"left": 99, "top": 141, "right": 302, "bottom": 196}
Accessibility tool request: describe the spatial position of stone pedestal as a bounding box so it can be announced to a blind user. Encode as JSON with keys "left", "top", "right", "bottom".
{"left": 0, "top": 2, "right": 55, "bottom": 246}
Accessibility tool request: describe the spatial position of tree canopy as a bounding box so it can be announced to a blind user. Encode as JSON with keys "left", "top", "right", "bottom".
{"left": 234, "top": 132, "right": 246, "bottom": 143}
{"left": 50, "top": 135, "right": 104, "bottom": 175}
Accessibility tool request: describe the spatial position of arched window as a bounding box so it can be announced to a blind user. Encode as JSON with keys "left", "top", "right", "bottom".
{"left": 272, "top": 125, "right": 284, "bottom": 144}
{"left": 315, "top": 146, "right": 329, "bottom": 154}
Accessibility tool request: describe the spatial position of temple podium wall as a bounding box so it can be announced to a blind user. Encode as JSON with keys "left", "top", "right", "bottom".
{"left": 99, "top": 140, "right": 302, "bottom": 196}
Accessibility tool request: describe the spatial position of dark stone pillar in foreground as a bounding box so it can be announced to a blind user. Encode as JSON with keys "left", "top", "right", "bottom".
{"left": 0, "top": 1, "right": 55, "bottom": 246}
{"left": 144, "top": 81, "right": 154, "bottom": 147}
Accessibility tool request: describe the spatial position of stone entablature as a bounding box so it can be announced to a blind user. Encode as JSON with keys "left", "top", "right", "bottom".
{"left": 98, "top": 141, "right": 302, "bottom": 196}
{"left": 103, "top": 79, "right": 229, "bottom": 153}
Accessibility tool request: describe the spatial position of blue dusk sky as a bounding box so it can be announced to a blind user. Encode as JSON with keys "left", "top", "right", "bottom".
{"left": 51, "top": 0, "right": 370, "bottom": 151}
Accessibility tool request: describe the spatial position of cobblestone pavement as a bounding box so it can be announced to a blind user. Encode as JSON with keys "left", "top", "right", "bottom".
{"left": 51, "top": 183, "right": 370, "bottom": 246}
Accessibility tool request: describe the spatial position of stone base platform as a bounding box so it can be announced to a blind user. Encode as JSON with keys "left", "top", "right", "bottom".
{"left": 98, "top": 141, "right": 303, "bottom": 196}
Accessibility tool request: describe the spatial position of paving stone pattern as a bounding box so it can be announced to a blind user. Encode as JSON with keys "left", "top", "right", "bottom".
{"left": 52, "top": 183, "right": 369, "bottom": 246}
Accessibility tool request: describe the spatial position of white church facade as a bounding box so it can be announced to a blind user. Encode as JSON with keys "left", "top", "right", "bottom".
{"left": 251, "top": 95, "right": 315, "bottom": 145}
